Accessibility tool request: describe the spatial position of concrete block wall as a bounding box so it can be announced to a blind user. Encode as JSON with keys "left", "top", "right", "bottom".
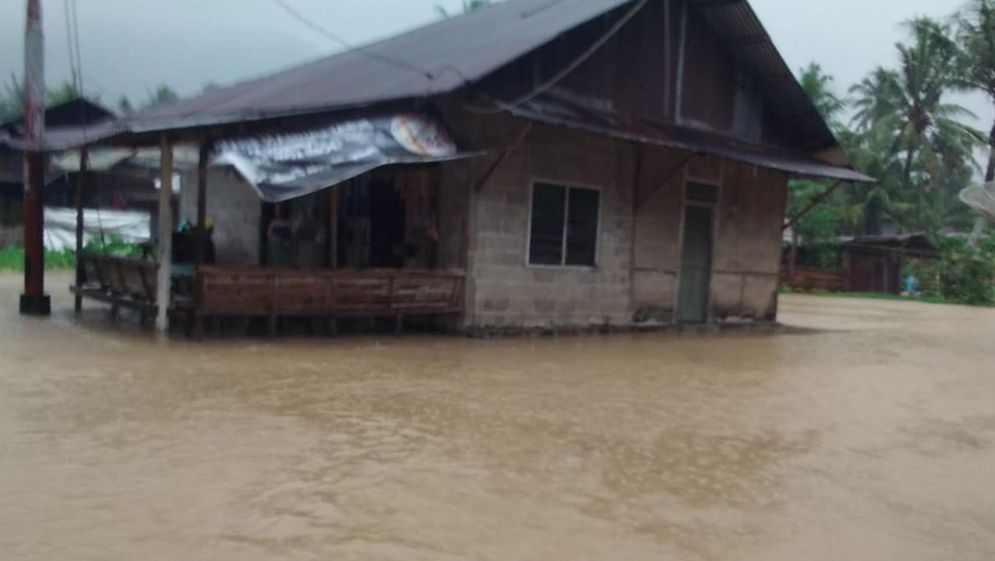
{"left": 464, "top": 125, "right": 636, "bottom": 330}
{"left": 461, "top": 124, "right": 788, "bottom": 331}
{"left": 179, "top": 168, "right": 260, "bottom": 266}
{"left": 172, "top": 123, "right": 788, "bottom": 330}
{"left": 710, "top": 162, "right": 787, "bottom": 322}
{"left": 632, "top": 144, "right": 687, "bottom": 322}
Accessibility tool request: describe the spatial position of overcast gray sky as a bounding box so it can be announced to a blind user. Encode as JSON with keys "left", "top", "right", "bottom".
{"left": 0, "top": 0, "right": 991, "bottom": 130}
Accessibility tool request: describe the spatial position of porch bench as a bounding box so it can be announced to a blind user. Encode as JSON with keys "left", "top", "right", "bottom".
{"left": 72, "top": 253, "right": 159, "bottom": 319}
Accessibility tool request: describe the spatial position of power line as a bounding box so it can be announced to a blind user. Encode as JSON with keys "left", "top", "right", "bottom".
{"left": 64, "top": 0, "right": 106, "bottom": 248}
{"left": 62, "top": 0, "right": 78, "bottom": 89}
{"left": 70, "top": 0, "right": 84, "bottom": 93}
{"left": 267, "top": 0, "right": 435, "bottom": 80}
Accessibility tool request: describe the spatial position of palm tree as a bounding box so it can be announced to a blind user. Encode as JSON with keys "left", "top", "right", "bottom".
{"left": 953, "top": 0, "right": 995, "bottom": 238}
{"left": 850, "top": 18, "right": 982, "bottom": 230}
{"left": 798, "top": 62, "right": 846, "bottom": 133}
{"left": 0, "top": 74, "right": 25, "bottom": 122}
{"left": 850, "top": 68, "right": 903, "bottom": 133}
{"left": 435, "top": 0, "right": 491, "bottom": 18}
{"left": 787, "top": 63, "right": 849, "bottom": 271}
{"left": 838, "top": 128, "right": 913, "bottom": 234}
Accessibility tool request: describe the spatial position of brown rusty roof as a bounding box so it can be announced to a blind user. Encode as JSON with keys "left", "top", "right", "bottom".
{"left": 2, "top": 0, "right": 858, "bottom": 183}
{"left": 116, "top": 0, "right": 841, "bottom": 153}
{"left": 511, "top": 94, "right": 873, "bottom": 182}
{"left": 120, "top": 0, "right": 637, "bottom": 132}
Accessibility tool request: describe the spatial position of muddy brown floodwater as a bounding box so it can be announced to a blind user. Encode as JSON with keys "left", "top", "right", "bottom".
{"left": 1, "top": 272, "right": 994, "bottom": 560}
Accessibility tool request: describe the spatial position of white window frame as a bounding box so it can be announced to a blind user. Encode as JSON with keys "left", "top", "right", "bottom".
{"left": 525, "top": 179, "right": 603, "bottom": 269}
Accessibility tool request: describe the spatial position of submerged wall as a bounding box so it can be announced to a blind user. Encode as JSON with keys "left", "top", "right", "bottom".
{"left": 461, "top": 124, "right": 788, "bottom": 331}
{"left": 462, "top": 125, "right": 635, "bottom": 330}
{"left": 710, "top": 162, "right": 787, "bottom": 322}
{"left": 186, "top": 124, "right": 787, "bottom": 330}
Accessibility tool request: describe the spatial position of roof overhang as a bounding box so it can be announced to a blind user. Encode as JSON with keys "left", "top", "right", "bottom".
{"left": 509, "top": 96, "right": 873, "bottom": 183}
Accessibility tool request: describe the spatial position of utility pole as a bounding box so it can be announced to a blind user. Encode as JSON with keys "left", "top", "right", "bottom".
{"left": 20, "top": 0, "right": 50, "bottom": 316}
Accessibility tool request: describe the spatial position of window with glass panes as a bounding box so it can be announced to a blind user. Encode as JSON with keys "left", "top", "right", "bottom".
{"left": 528, "top": 182, "right": 600, "bottom": 267}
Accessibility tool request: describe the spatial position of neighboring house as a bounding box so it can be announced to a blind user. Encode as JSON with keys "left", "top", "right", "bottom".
{"left": 10, "top": 0, "right": 872, "bottom": 333}
{"left": 841, "top": 233, "right": 940, "bottom": 295}
{"left": 0, "top": 98, "right": 156, "bottom": 242}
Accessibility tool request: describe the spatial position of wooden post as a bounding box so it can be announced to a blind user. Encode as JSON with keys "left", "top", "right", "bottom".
{"left": 74, "top": 147, "right": 89, "bottom": 313}
{"left": 195, "top": 141, "right": 210, "bottom": 266}
{"left": 19, "top": 0, "right": 50, "bottom": 316}
{"left": 789, "top": 225, "right": 799, "bottom": 280}
{"left": 192, "top": 141, "right": 210, "bottom": 339}
{"left": 328, "top": 187, "right": 339, "bottom": 269}
{"left": 156, "top": 137, "right": 174, "bottom": 333}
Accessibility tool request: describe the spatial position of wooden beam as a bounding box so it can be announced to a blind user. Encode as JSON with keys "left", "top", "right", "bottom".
{"left": 156, "top": 137, "right": 174, "bottom": 333}
{"left": 636, "top": 152, "right": 694, "bottom": 211}
{"left": 194, "top": 141, "right": 210, "bottom": 266}
{"left": 328, "top": 187, "right": 339, "bottom": 269}
{"left": 782, "top": 180, "right": 844, "bottom": 233}
{"left": 74, "top": 147, "right": 89, "bottom": 313}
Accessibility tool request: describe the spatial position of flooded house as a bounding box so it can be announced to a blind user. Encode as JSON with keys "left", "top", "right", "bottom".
{"left": 11, "top": 0, "right": 870, "bottom": 334}
{"left": 1, "top": 98, "right": 156, "bottom": 247}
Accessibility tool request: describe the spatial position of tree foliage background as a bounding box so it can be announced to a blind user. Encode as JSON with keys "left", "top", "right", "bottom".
{"left": 789, "top": 3, "right": 995, "bottom": 277}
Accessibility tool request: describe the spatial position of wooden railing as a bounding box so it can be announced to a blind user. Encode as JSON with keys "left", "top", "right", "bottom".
{"left": 73, "top": 258, "right": 466, "bottom": 335}
{"left": 780, "top": 266, "right": 843, "bottom": 292}
{"left": 188, "top": 266, "right": 466, "bottom": 335}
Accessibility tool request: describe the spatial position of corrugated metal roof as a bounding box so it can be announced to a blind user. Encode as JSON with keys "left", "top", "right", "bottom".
{"left": 119, "top": 0, "right": 635, "bottom": 132}
{"left": 0, "top": 97, "right": 114, "bottom": 132}
{"left": 511, "top": 95, "right": 872, "bottom": 182}
{"left": 1, "top": 0, "right": 846, "bottom": 162}
{"left": 113, "top": 0, "right": 839, "bottom": 151}
{"left": 0, "top": 122, "right": 123, "bottom": 152}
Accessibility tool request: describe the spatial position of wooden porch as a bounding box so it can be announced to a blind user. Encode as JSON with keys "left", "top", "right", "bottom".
{"left": 74, "top": 253, "right": 465, "bottom": 337}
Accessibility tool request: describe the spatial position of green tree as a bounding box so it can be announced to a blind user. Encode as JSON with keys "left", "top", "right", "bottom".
{"left": 952, "top": 0, "right": 995, "bottom": 239}
{"left": 0, "top": 76, "right": 100, "bottom": 122}
{"left": 0, "top": 74, "right": 24, "bottom": 122}
{"left": 46, "top": 81, "right": 82, "bottom": 106}
{"left": 798, "top": 63, "right": 846, "bottom": 134}
{"left": 837, "top": 128, "right": 911, "bottom": 234}
{"left": 435, "top": 0, "right": 491, "bottom": 18}
{"left": 787, "top": 63, "right": 849, "bottom": 271}
{"left": 850, "top": 68, "right": 903, "bottom": 133}
{"left": 850, "top": 18, "right": 982, "bottom": 231}
{"left": 143, "top": 84, "right": 180, "bottom": 109}
{"left": 118, "top": 96, "right": 135, "bottom": 115}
